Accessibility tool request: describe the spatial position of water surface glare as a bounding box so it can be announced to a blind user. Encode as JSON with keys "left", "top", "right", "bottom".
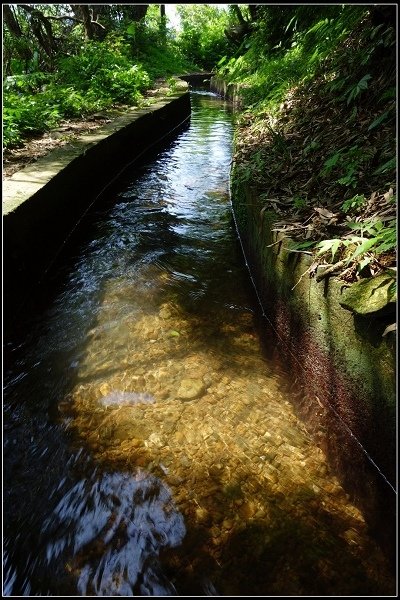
{"left": 3, "top": 93, "right": 394, "bottom": 596}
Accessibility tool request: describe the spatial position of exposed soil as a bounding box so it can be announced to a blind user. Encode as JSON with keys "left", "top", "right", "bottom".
{"left": 3, "top": 115, "right": 114, "bottom": 179}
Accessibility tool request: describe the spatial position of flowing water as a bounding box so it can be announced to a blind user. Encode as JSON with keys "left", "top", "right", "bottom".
{"left": 3, "top": 93, "right": 395, "bottom": 596}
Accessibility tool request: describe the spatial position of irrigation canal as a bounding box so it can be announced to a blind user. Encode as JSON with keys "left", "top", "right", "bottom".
{"left": 3, "top": 92, "right": 395, "bottom": 596}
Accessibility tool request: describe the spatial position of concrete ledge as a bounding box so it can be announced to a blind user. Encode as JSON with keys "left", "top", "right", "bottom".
{"left": 3, "top": 90, "right": 191, "bottom": 325}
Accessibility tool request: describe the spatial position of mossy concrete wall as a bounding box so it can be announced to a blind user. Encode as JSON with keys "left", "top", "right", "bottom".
{"left": 210, "top": 75, "right": 243, "bottom": 106}
{"left": 231, "top": 180, "right": 396, "bottom": 558}
{"left": 3, "top": 90, "right": 191, "bottom": 330}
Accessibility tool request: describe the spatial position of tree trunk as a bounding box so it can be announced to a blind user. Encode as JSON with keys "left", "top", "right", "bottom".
{"left": 225, "top": 5, "right": 251, "bottom": 44}
{"left": 233, "top": 5, "right": 247, "bottom": 27}
{"left": 159, "top": 4, "right": 167, "bottom": 43}
{"left": 248, "top": 5, "right": 260, "bottom": 22}
{"left": 3, "top": 5, "right": 23, "bottom": 37}
{"left": 17, "top": 4, "right": 57, "bottom": 57}
{"left": 127, "top": 5, "right": 149, "bottom": 22}
{"left": 71, "top": 5, "right": 94, "bottom": 40}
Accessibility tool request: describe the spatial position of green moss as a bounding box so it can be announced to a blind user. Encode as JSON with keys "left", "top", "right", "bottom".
{"left": 339, "top": 272, "right": 396, "bottom": 315}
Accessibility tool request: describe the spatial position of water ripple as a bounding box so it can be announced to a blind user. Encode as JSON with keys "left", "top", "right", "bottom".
{"left": 42, "top": 471, "right": 186, "bottom": 595}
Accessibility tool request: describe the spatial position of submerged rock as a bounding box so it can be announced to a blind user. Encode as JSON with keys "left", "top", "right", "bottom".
{"left": 176, "top": 378, "right": 206, "bottom": 400}
{"left": 100, "top": 390, "right": 155, "bottom": 407}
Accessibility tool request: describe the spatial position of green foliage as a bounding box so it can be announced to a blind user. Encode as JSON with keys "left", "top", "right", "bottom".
{"left": 176, "top": 5, "right": 231, "bottom": 70}
{"left": 221, "top": 44, "right": 313, "bottom": 110}
{"left": 3, "top": 19, "right": 196, "bottom": 149}
{"left": 3, "top": 90, "right": 61, "bottom": 142}
{"left": 2, "top": 3, "right": 200, "bottom": 149}
{"left": 373, "top": 157, "right": 396, "bottom": 175}
{"left": 315, "top": 219, "right": 396, "bottom": 272}
{"left": 3, "top": 35, "right": 153, "bottom": 147}
{"left": 342, "top": 74, "right": 372, "bottom": 105}
{"left": 226, "top": 4, "right": 396, "bottom": 284}
{"left": 56, "top": 36, "right": 150, "bottom": 102}
{"left": 367, "top": 110, "right": 392, "bottom": 131}
{"left": 316, "top": 238, "right": 342, "bottom": 262}
{"left": 217, "top": 5, "right": 367, "bottom": 111}
{"left": 320, "top": 145, "right": 376, "bottom": 189}
{"left": 139, "top": 43, "right": 196, "bottom": 80}
{"left": 341, "top": 194, "right": 366, "bottom": 214}
{"left": 3, "top": 71, "right": 51, "bottom": 94}
{"left": 293, "top": 197, "right": 308, "bottom": 210}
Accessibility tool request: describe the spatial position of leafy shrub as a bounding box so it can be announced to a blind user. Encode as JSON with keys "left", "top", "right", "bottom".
{"left": 56, "top": 38, "right": 150, "bottom": 101}
{"left": 3, "top": 91, "right": 61, "bottom": 142}
{"left": 3, "top": 35, "right": 153, "bottom": 148}
{"left": 176, "top": 5, "right": 231, "bottom": 70}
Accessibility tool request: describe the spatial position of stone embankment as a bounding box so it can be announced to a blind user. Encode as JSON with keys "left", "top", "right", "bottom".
{"left": 230, "top": 184, "right": 396, "bottom": 483}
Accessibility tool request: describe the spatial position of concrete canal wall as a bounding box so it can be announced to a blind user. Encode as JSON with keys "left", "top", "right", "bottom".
{"left": 210, "top": 74, "right": 243, "bottom": 106}
{"left": 3, "top": 88, "right": 191, "bottom": 327}
{"left": 3, "top": 73, "right": 395, "bottom": 557}
{"left": 230, "top": 180, "right": 396, "bottom": 558}
{"left": 211, "top": 74, "right": 396, "bottom": 554}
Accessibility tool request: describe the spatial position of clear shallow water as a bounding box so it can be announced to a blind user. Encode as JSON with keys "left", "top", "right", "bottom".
{"left": 3, "top": 93, "right": 395, "bottom": 596}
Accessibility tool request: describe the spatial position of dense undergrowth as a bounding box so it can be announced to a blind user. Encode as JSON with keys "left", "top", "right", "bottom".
{"left": 3, "top": 15, "right": 197, "bottom": 149}
{"left": 218, "top": 6, "right": 396, "bottom": 287}
{"left": 2, "top": 4, "right": 236, "bottom": 150}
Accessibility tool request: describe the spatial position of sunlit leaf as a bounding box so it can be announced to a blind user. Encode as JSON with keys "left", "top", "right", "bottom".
{"left": 350, "top": 237, "right": 377, "bottom": 260}
{"left": 330, "top": 239, "right": 341, "bottom": 261}
{"left": 357, "top": 255, "right": 372, "bottom": 272}
{"left": 317, "top": 238, "right": 341, "bottom": 256}
{"left": 288, "top": 240, "right": 317, "bottom": 251}
{"left": 373, "top": 157, "right": 395, "bottom": 175}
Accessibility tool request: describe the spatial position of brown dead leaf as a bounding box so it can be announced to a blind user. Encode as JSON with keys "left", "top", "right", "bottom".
{"left": 384, "top": 188, "right": 394, "bottom": 202}
{"left": 382, "top": 323, "right": 396, "bottom": 337}
{"left": 314, "top": 207, "right": 336, "bottom": 219}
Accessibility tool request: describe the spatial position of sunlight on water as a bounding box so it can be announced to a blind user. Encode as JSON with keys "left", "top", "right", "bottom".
{"left": 3, "top": 93, "right": 395, "bottom": 596}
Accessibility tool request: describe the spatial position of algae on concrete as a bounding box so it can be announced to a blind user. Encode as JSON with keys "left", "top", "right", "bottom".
{"left": 339, "top": 271, "right": 396, "bottom": 315}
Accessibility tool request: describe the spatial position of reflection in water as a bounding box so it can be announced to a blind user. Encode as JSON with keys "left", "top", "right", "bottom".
{"left": 3, "top": 93, "right": 395, "bottom": 596}
{"left": 43, "top": 471, "right": 185, "bottom": 596}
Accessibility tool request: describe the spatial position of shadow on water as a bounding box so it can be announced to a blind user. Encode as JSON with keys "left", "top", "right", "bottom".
{"left": 6, "top": 456, "right": 392, "bottom": 596}
{"left": 3, "top": 93, "right": 396, "bottom": 596}
{"left": 163, "top": 470, "right": 393, "bottom": 597}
